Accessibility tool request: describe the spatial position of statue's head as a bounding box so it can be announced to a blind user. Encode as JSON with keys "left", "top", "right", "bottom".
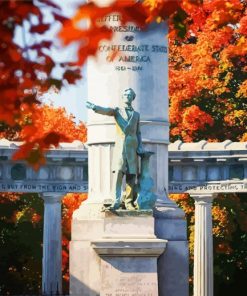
{"left": 122, "top": 88, "right": 136, "bottom": 104}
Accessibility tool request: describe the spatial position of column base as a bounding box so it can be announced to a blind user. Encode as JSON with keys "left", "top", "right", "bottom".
{"left": 70, "top": 204, "right": 167, "bottom": 296}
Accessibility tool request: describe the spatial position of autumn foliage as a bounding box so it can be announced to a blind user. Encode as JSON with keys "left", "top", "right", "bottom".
{"left": 169, "top": 0, "right": 247, "bottom": 142}
{"left": 0, "top": 103, "right": 87, "bottom": 294}
{"left": 62, "top": 193, "right": 88, "bottom": 282}
{"left": 0, "top": 0, "right": 187, "bottom": 168}
{"left": 13, "top": 104, "right": 87, "bottom": 169}
{"left": 1, "top": 0, "right": 247, "bottom": 295}
{"left": 168, "top": 0, "right": 247, "bottom": 293}
{"left": 0, "top": 0, "right": 83, "bottom": 167}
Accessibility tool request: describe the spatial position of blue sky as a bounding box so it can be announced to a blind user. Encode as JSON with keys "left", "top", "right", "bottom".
{"left": 15, "top": 0, "right": 88, "bottom": 123}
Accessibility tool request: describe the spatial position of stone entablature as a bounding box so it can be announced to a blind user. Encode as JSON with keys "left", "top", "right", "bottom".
{"left": 1, "top": 139, "right": 246, "bottom": 195}
{"left": 0, "top": 139, "right": 88, "bottom": 193}
{"left": 168, "top": 140, "right": 247, "bottom": 194}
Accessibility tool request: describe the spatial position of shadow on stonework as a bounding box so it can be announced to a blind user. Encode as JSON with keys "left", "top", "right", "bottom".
{"left": 103, "top": 256, "right": 156, "bottom": 273}
{"left": 69, "top": 274, "right": 99, "bottom": 296}
{"left": 157, "top": 241, "right": 189, "bottom": 296}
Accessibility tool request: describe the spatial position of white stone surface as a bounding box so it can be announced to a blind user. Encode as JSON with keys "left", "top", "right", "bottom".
{"left": 70, "top": 209, "right": 166, "bottom": 296}
{"left": 169, "top": 140, "right": 247, "bottom": 194}
{"left": 191, "top": 194, "right": 215, "bottom": 296}
{"left": 92, "top": 239, "right": 166, "bottom": 256}
{"left": 0, "top": 140, "right": 88, "bottom": 193}
{"left": 41, "top": 193, "right": 63, "bottom": 295}
{"left": 0, "top": 138, "right": 86, "bottom": 149}
{"left": 84, "top": 14, "right": 169, "bottom": 205}
{"left": 92, "top": 238, "right": 167, "bottom": 295}
{"left": 70, "top": 240, "right": 101, "bottom": 296}
{"left": 157, "top": 241, "right": 189, "bottom": 296}
{"left": 100, "top": 257, "right": 159, "bottom": 296}
{"left": 154, "top": 208, "right": 189, "bottom": 296}
{"left": 182, "top": 166, "right": 197, "bottom": 181}
{"left": 104, "top": 214, "right": 155, "bottom": 239}
{"left": 38, "top": 167, "right": 49, "bottom": 180}
{"left": 71, "top": 6, "right": 189, "bottom": 296}
{"left": 207, "top": 166, "right": 220, "bottom": 181}
{"left": 169, "top": 140, "right": 247, "bottom": 151}
{"left": 59, "top": 166, "right": 74, "bottom": 180}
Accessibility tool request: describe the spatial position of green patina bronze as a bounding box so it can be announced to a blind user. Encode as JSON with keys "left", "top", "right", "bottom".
{"left": 135, "top": 151, "right": 157, "bottom": 210}
{"left": 86, "top": 88, "right": 157, "bottom": 211}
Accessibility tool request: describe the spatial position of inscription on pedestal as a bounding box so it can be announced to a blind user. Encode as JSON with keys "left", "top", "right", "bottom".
{"left": 96, "top": 13, "right": 167, "bottom": 73}
{"left": 101, "top": 257, "right": 158, "bottom": 296}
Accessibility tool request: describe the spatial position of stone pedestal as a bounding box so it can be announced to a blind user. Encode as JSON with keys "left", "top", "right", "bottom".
{"left": 154, "top": 205, "right": 189, "bottom": 296}
{"left": 191, "top": 194, "right": 215, "bottom": 296}
{"left": 86, "top": 12, "right": 169, "bottom": 206}
{"left": 71, "top": 1, "right": 189, "bottom": 295}
{"left": 42, "top": 193, "right": 63, "bottom": 295}
{"left": 83, "top": 14, "right": 189, "bottom": 295}
{"left": 70, "top": 206, "right": 166, "bottom": 296}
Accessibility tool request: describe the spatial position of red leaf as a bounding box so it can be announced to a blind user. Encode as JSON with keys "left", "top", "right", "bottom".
{"left": 22, "top": 94, "right": 41, "bottom": 105}
{"left": 43, "top": 132, "right": 68, "bottom": 146}
{"left": 30, "top": 23, "right": 50, "bottom": 34}
{"left": 29, "top": 41, "right": 52, "bottom": 50}
{"left": 8, "top": 48, "right": 21, "bottom": 62}
{"left": 63, "top": 69, "right": 82, "bottom": 84}
{"left": 53, "top": 12, "right": 69, "bottom": 23}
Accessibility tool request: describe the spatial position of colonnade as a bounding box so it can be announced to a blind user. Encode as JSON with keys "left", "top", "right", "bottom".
{"left": 40, "top": 192, "right": 215, "bottom": 295}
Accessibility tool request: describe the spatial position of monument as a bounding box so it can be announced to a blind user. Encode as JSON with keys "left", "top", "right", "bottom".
{"left": 86, "top": 88, "right": 156, "bottom": 211}
{"left": 1, "top": 138, "right": 247, "bottom": 295}
{"left": 70, "top": 2, "right": 189, "bottom": 295}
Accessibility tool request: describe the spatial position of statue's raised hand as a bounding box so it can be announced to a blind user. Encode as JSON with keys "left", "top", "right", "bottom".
{"left": 86, "top": 101, "right": 96, "bottom": 110}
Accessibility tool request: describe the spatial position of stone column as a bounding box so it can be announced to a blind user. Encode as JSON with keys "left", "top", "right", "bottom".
{"left": 41, "top": 193, "right": 63, "bottom": 295}
{"left": 72, "top": 1, "right": 189, "bottom": 295}
{"left": 86, "top": 10, "right": 169, "bottom": 206}
{"left": 191, "top": 194, "right": 215, "bottom": 296}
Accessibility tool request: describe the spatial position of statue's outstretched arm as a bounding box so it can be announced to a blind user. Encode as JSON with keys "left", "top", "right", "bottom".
{"left": 86, "top": 101, "right": 116, "bottom": 116}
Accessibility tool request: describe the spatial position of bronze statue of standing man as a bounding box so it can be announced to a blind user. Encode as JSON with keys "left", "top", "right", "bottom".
{"left": 86, "top": 88, "right": 144, "bottom": 210}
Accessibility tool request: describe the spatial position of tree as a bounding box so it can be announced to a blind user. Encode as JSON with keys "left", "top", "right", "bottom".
{"left": 0, "top": 0, "right": 189, "bottom": 168}
{"left": 0, "top": 104, "right": 87, "bottom": 294}
{"left": 168, "top": 1, "right": 247, "bottom": 294}
{"left": 0, "top": 1, "right": 185, "bottom": 293}
{"left": 13, "top": 104, "right": 87, "bottom": 169}
{"left": 0, "top": 0, "right": 82, "bottom": 167}
{"left": 0, "top": 192, "right": 43, "bottom": 294}
{"left": 62, "top": 193, "right": 87, "bottom": 288}
{"left": 169, "top": 0, "right": 247, "bottom": 142}
{"left": 1, "top": 0, "right": 246, "bottom": 294}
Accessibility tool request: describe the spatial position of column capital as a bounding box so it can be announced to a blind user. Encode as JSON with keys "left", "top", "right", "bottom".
{"left": 41, "top": 192, "right": 63, "bottom": 203}
{"left": 190, "top": 193, "right": 215, "bottom": 205}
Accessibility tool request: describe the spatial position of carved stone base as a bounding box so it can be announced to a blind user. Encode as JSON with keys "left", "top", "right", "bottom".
{"left": 70, "top": 204, "right": 166, "bottom": 296}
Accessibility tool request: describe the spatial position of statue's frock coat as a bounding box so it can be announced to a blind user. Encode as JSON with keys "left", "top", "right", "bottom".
{"left": 93, "top": 106, "right": 141, "bottom": 174}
